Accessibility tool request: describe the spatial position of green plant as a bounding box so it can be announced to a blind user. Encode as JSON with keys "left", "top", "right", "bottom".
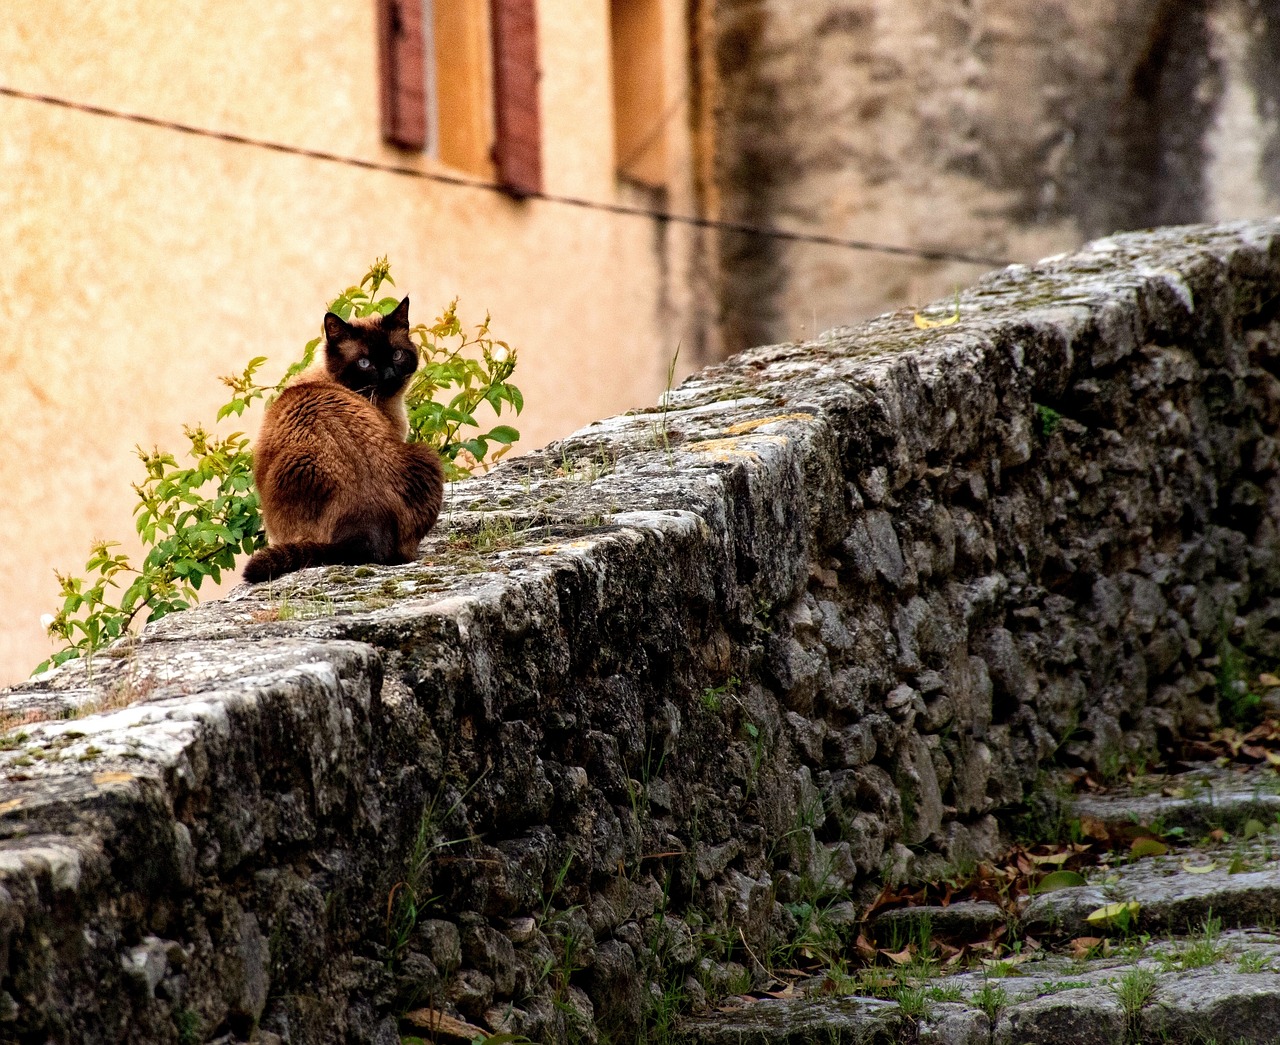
{"left": 892, "top": 984, "right": 929, "bottom": 1020}
{"left": 1217, "top": 639, "right": 1262, "bottom": 726}
{"left": 700, "top": 675, "right": 739, "bottom": 713}
{"left": 653, "top": 343, "right": 681, "bottom": 460}
{"left": 38, "top": 259, "right": 522, "bottom": 673}
{"left": 386, "top": 775, "right": 483, "bottom": 966}
{"left": 1034, "top": 403, "right": 1063, "bottom": 437}
{"left": 1161, "top": 915, "right": 1223, "bottom": 971}
{"left": 1238, "top": 951, "right": 1272, "bottom": 973}
{"left": 973, "top": 982, "right": 1007, "bottom": 1024}
{"left": 1111, "top": 966, "right": 1157, "bottom": 1031}
{"left": 174, "top": 1008, "right": 201, "bottom": 1045}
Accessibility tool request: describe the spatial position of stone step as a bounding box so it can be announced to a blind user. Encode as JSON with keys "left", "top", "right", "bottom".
{"left": 679, "top": 762, "right": 1280, "bottom": 1045}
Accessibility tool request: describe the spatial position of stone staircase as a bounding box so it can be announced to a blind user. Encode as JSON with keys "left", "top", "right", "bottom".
{"left": 677, "top": 761, "right": 1280, "bottom": 1045}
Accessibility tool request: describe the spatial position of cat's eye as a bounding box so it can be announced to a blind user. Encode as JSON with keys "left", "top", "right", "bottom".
{"left": 393, "top": 350, "right": 406, "bottom": 362}
{"left": 357, "top": 358, "right": 373, "bottom": 370}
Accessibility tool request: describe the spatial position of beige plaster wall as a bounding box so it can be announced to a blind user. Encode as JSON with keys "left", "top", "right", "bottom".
{"left": 0, "top": 0, "right": 698, "bottom": 681}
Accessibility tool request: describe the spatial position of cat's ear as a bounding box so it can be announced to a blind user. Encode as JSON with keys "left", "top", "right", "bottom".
{"left": 385, "top": 296, "right": 411, "bottom": 330}
{"left": 323, "top": 312, "right": 349, "bottom": 343}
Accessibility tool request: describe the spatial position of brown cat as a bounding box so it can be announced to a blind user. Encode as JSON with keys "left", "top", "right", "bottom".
{"left": 242, "top": 297, "right": 444, "bottom": 583}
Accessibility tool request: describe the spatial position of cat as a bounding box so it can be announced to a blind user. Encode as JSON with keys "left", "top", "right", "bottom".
{"left": 242, "top": 296, "right": 444, "bottom": 583}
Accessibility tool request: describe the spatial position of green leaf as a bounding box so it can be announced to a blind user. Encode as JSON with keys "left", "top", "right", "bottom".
{"left": 486, "top": 425, "right": 519, "bottom": 445}
{"left": 1129, "top": 837, "right": 1168, "bottom": 859}
{"left": 1085, "top": 901, "right": 1140, "bottom": 930}
{"left": 1032, "top": 869, "right": 1087, "bottom": 894}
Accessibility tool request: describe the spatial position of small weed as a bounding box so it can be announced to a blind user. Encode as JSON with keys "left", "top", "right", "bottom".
{"left": 700, "top": 675, "right": 740, "bottom": 714}
{"left": 174, "top": 1008, "right": 201, "bottom": 1045}
{"left": 653, "top": 343, "right": 681, "bottom": 462}
{"left": 275, "top": 593, "right": 336, "bottom": 621}
{"left": 1238, "top": 951, "right": 1272, "bottom": 973}
{"left": 1034, "top": 403, "right": 1063, "bottom": 437}
{"left": 973, "top": 982, "right": 1007, "bottom": 1023}
{"left": 1162, "top": 915, "right": 1223, "bottom": 971}
{"left": 892, "top": 984, "right": 929, "bottom": 1020}
{"left": 1111, "top": 966, "right": 1157, "bottom": 1018}
{"left": 385, "top": 774, "right": 484, "bottom": 967}
{"left": 925, "top": 983, "right": 964, "bottom": 1002}
{"left": 1217, "top": 639, "right": 1262, "bottom": 726}
{"left": 742, "top": 719, "right": 768, "bottom": 800}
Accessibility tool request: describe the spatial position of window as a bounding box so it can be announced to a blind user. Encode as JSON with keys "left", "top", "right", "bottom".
{"left": 610, "top": 0, "right": 667, "bottom": 187}
{"left": 377, "top": 0, "right": 542, "bottom": 195}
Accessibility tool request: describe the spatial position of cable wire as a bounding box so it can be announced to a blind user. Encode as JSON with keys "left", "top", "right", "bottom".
{"left": 0, "top": 83, "right": 1014, "bottom": 267}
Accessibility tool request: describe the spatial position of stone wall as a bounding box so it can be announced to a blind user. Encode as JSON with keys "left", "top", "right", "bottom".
{"left": 2, "top": 220, "right": 1280, "bottom": 1044}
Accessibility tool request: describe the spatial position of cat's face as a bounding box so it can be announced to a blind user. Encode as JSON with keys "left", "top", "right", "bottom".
{"left": 323, "top": 296, "right": 418, "bottom": 399}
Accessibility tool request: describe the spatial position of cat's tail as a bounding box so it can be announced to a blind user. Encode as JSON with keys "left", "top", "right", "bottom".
{"left": 242, "top": 538, "right": 391, "bottom": 583}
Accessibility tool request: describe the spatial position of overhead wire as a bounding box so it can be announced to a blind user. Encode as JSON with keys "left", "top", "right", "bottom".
{"left": 0, "top": 83, "right": 1015, "bottom": 267}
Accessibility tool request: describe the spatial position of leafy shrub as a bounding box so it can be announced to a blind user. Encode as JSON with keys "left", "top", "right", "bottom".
{"left": 38, "top": 260, "right": 521, "bottom": 673}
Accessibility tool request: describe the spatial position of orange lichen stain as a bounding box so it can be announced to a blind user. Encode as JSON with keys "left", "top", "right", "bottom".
{"left": 689, "top": 434, "right": 790, "bottom": 462}
{"left": 538, "top": 540, "right": 597, "bottom": 555}
{"left": 92, "top": 771, "right": 136, "bottom": 786}
{"left": 723, "top": 413, "right": 815, "bottom": 435}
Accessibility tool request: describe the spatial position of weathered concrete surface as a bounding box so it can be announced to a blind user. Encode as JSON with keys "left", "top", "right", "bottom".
{"left": 3, "top": 219, "right": 1280, "bottom": 1043}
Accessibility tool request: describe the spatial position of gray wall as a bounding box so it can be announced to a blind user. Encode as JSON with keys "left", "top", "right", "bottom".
{"left": 707, "top": 0, "right": 1280, "bottom": 352}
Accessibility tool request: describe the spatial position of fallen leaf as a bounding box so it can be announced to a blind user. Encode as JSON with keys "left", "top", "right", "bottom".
{"left": 1085, "top": 901, "right": 1140, "bottom": 929}
{"left": 913, "top": 309, "right": 960, "bottom": 329}
{"left": 1258, "top": 673, "right": 1280, "bottom": 686}
{"left": 1208, "top": 829, "right": 1228, "bottom": 842}
{"left": 1032, "top": 870, "right": 1087, "bottom": 894}
{"left": 1181, "top": 861, "right": 1217, "bottom": 873}
{"left": 1069, "top": 936, "right": 1101, "bottom": 958}
{"left": 402, "top": 1009, "right": 487, "bottom": 1040}
{"left": 92, "top": 771, "right": 135, "bottom": 786}
{"left": 1029, "top": 851, "right": 1073, "bottom": 867}
{"left": 1078, "top": 815, "right": 1111, "bottom": 842}
{"left": 0, "top": 798, "right": 22, "bottom": 814}
{"left": 1129, "top": 838, "right": 1169, "bottom": 858}
{"left": 880, "top": 946, "right": 914, "bottom": 965}
{"left": 1242, "top": 818, "right": 1267, "bottom": 840}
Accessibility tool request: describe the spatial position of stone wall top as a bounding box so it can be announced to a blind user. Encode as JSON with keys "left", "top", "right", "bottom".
{"left": 3, "top": 219, "right": 1280, "bottom": 1044}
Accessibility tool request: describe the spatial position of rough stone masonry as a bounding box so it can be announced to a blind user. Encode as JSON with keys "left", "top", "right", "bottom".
{"left": 2, "top": 219, "right": 1280, "bottom": 1044}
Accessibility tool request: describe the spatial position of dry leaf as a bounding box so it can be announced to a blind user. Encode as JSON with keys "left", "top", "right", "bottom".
{"left": 880, "top": 946, "right": 914, "bottom": 965}
{"left": 0, "top": 798, "right": 22, "bottom": 814}
{"left": 402, "top": 1009, "right": 488, "bottom": 1040}
{"left": 1069, "top": 936, "right": 1104, "bottom": 958}
{"left": 1078, "top": 815, "right": 1111, "bottom": 841}
{"left": 913, "top": 292, "right": 961, "bottom": 329}
{"left": 92, "top": 771, "right": 136, "bottom": 786}
{"left": 1180, "top": 861, "right": 1217, "bottom": 873}
{"left": 1029, "top": 851, "right": 1073, "bottom": 866}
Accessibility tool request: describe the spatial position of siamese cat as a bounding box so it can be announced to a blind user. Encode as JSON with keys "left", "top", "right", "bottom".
{"left": 243, "top": 297, "right": 444, "bottom": 582}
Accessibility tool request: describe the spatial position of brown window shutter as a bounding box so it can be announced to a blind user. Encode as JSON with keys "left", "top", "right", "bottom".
{"left": 377, "top": 0, "right": 428, "bottom": 150}
{"left": 490, "top": 0, "right": 542, "bottom": 196}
